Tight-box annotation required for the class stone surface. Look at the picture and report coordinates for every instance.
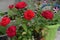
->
[55,31,60,40]
[0,0,15,12]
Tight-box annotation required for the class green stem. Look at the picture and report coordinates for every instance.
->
[10,38,13,40]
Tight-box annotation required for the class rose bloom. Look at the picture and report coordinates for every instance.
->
[0,16,10,26]
[15,1,27,9]
[9,5,14,9]
[41,10,54,20]
[6,26,16,37]
[24,10,35,20]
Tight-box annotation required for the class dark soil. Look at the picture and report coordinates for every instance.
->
[0,36,8,40]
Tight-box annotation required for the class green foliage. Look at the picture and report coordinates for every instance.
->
[11,36,17,40]
[0,26,7,34]
[22,24,27,32]
[27,0,35,10]
[0,0,60,40]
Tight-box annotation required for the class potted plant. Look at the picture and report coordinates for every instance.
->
[0,0,60,40]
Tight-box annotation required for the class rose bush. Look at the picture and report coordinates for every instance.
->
[0,1,60,40]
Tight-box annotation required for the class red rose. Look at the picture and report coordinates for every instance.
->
[6,26,16,37]
[9,5,14,9]
[0,16,10,26]
[24,10,35,20]
[15,2,27,9]
[41,10,54,20]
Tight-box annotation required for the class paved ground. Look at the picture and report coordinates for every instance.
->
[55,31,60,40]
[0,0,15,12]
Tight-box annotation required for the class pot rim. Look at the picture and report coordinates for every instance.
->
[0,34,7,37]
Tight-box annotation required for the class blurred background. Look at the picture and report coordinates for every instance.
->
[0,0,15,12]
[0,0,60,12]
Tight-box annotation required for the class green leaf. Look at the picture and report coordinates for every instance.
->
[18,36,22,40]
[22,37,27,40]
[27,30,32,35]
[11,36,17,40]
[0,11,4,16]
[8,10,14,17]
[0,26,7,34]
[22,24,27,32]
[35,26,40,32]
[15,18,21,26]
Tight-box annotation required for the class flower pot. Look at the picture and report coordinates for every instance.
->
[45,24,60,40]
